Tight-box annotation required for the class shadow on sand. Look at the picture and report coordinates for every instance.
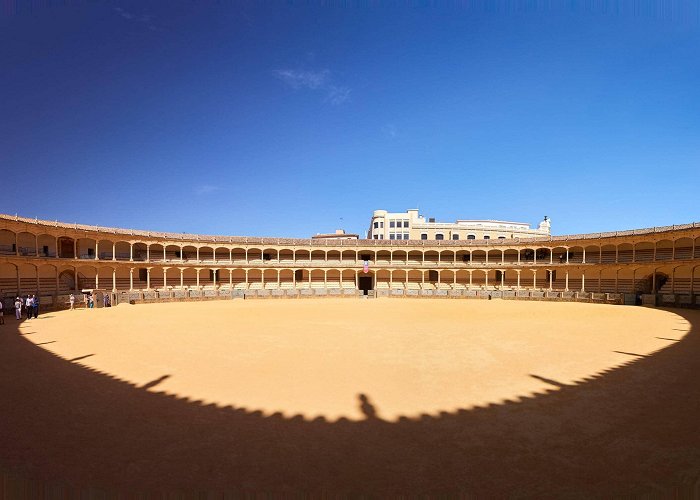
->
[1,310,700,496]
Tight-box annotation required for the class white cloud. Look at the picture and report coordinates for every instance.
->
[274,68,350,105]
[274,69,329,90]
[113,7,159,31]
[325,85,351,105]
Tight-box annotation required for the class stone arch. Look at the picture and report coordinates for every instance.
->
[673,237,693,260]
[37,234,57,258]
[617,243,633,263]
[634,241,654,263]
[199,246,215,262]
[600,244,616,263]
[149,243,165,262]
[17,232,37,256]
[655,239,673,261]
[0,229,16,255]
[214,246,230,262]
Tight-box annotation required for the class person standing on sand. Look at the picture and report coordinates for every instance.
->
[0,299,4,325]
[69,293,75,310]
[25,296,33,320]
[33,295,39,319]
[15,297,21,320]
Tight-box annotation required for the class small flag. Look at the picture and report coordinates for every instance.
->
[363,260,369,273]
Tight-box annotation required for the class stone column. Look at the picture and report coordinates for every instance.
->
[196,269,200,288]
[671,267,675,294]
[180,268,184,288]
[112,242,116,261]
[146,268,151,289]
[565,271,569,291]
[129,268,134,291]
[581,272,585,292]
[532,270,537,289]
[163,268,168,289]
[94,241,99,260]
[112,269,116,291]
[516,270,520,290]
[129,243,133,262]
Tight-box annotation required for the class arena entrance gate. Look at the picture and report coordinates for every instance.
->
[358,275,374,296]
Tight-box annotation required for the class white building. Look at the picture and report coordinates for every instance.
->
[367,209,551,241]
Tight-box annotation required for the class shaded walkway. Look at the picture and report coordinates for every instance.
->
[1,310,700,496]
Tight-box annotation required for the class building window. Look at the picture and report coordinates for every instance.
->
[495,270,504,282]
[467,235,475,240]
[421,233,428,240]
[403,233,409,240]
[373,235,379,239]
[498,236,506,239]
[483,235,490,240]
[452,234,459,240]
[374,222,379,229]
[389,233,395,240]
[403,221,409,228]
[379,234,383,239]
[389,221,395,228]
[380,222,384,228]
[435,234,444,240]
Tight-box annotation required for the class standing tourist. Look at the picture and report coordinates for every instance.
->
[33,295,40,319]
[25,295,33,320]
[14,297,22,320]
[69,293,75,310]
[0,299,4,325]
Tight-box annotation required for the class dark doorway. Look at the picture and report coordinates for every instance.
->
[59,238,74,259]
[358,276,373,295]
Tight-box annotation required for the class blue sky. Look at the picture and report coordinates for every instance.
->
[1,1,698,237]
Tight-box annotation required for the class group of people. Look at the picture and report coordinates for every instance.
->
[10,295,40,320]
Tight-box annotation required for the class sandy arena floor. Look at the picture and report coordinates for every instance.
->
[20,299,688,420]
[2,298,699,496]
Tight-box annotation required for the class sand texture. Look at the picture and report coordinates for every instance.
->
[1,299,699,496]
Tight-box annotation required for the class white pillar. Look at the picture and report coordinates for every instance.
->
[129,268,134,290]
